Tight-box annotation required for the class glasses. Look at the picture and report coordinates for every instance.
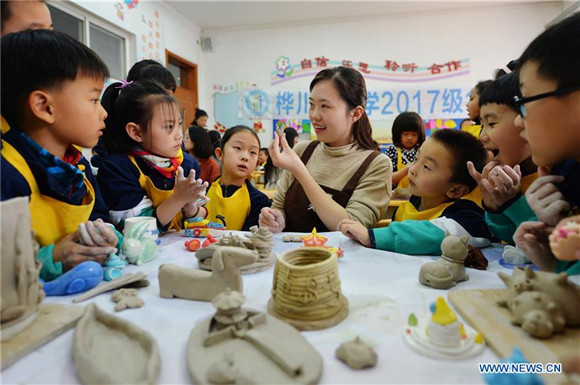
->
[514,85,580,118]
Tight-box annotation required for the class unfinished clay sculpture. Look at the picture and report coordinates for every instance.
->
[282,235,303,243]
[268,247,348,331]
[122,219,158,266]
[497,266,580,338]
[549,217,580,261]
[335,337,377,369]
[73,303,160,384]
[196,231,274,274]
[187,289,323,384]
[112,289,144,312]
[404,297,485,359]
[419,235,469,289]
[72,272,149,303]
[159,246,258,302]
[1,197,44,341]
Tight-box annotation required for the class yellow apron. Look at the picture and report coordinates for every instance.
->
[127,155,183,230]
[462,124,482,138]
[2,140,95,246]
[521,172,538,194]
[394,200,454,222]
[205,178,251,230]
[1,115,10,134]
[396,147,410,188]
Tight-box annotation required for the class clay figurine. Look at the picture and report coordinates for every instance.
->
[268,247,349,331]
[502,245,530,265]
[404,297,485,359]
[185,239,201,252]
[187,289,323,384]
[103,254,126,281]
[196,232,274,274]
[111,289,144,312]
[159,246,258,302]
[73,303,160,385]
[497,266,580,338]
[282,234,303,243]
[249,225,274,260]
[42,261,103,296]
[419,235,469,289]
[549,217,580,261]
[301,228,344,257]
[122,219,158,266]
[72,272,149,303]
[483,347,544,385]
[1,197,45,341]
[184,217,225,237]
[335,337,377,369]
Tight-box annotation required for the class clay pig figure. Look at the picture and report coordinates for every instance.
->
[497,266,580,338]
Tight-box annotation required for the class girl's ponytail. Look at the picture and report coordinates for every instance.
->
[100,82,123,154]
[352,111,379,151]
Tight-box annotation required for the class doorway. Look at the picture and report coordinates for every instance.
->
[166,50,198,132]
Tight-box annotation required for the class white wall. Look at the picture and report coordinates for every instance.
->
[69,1,203,85]
[201,2,562,143]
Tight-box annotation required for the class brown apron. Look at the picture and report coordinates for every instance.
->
[284,141,380,232]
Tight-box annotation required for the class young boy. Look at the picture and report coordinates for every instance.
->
[1,30,118,281]
[467,72,538,243]
[338,129,491,255]
[512,13,580,275]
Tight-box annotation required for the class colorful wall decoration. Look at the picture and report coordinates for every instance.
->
[139,9,162,61]
[272,55,469,85]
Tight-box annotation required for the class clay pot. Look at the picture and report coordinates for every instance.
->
[267,247,348,331]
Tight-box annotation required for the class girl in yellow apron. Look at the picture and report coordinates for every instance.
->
[97,79,208,232]
[386,112,425,189]
[463,80,493,139]
[200,126,271,231]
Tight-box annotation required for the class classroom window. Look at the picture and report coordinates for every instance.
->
[47,3,130,79]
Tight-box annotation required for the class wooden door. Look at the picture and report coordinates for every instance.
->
[166,50,198,132]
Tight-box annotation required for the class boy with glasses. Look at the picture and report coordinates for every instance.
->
[513,13,580,275]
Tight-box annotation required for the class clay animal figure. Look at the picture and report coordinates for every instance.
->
[122,220,158,266]
[419,235,469,289]
[159,246,258,302]
[497,266,580,338]
[112,289,144,312]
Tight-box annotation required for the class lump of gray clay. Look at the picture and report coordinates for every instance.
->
[335,337,377,369]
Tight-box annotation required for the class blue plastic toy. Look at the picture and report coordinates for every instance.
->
[41,261,103,296]
[483,347,545,385]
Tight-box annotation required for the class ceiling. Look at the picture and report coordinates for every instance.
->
[166,0,560,32]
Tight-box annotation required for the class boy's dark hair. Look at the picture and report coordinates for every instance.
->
[518,13,580,88]
[260,148,269,154]
[474,80,493,97]
[1,29,109,128]
[391,111,426,148]
[127,59,176,93]
[310,66,379,151]
[494,59,518,80]
[478,72,521,113]
[100,79,177,154]
[430,129,487,192]
[221,125,260,150]
[187,125,214,159]
[191,108,208,126]
[284,127,299,149]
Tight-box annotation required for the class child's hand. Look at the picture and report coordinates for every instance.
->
[525,174,569,226]
[53,231,117,272]
[483,164,522,207]
[174,167,209,206]
[467,160,499,209]
[258,207,285,233]
[337,219,370,247]
[268,131,302,173]
[182,195,209,218]
[78,218,118,248]
[513,221,557,271]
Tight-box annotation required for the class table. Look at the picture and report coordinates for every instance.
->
[1,232,557,384]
